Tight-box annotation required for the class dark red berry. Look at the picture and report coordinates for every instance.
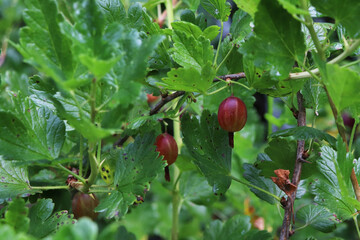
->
[155,133,178,181]
[72,192,99,220]
[218,96,247,148]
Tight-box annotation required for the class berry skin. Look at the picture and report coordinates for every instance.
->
[72,193,99,220]
[217,96,247,148]
[155,133,178,181]
[147,93,159,104]
[155,133,178,166]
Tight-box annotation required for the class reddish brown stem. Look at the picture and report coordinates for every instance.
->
[280,92,306,240]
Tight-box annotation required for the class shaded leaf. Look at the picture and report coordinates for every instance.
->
[28,198,76,238]
[296,204,336,233]
[311,0,360,38]
[243,163,283,204]
[5,198,29,233]
[182,110,232,194]
[0,159,37,203]
[53,218,97,240]
[0,95,65,161]
[270,126,337,148]
[323,64,360,112]
[96,132,164,218]
[200,0,231,22]
[240,0,305,79]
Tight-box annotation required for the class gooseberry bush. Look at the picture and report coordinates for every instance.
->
[0,0,360,239]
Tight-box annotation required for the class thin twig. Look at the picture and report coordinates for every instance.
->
[280,92,306,240]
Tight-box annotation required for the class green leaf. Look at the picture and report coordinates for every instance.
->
[179,171,216,205]
[296,204,336,233]
[243,163,282,204]
[233,0,260,18]
[270,126,337,148]
[97,0,126,23]
[96,132,164,218]
[171,21,203,39]
[0,96,65,160]
[161,62,216,93]
[311,0,360,38]
[204,215,270,239]
[5,198,30,233]
[171,31,214,72]
[183,0,201,11]
[28,198,76,238]
[256,138,316,179]
[98,223,136,240]
[182,110,232,194]
[277,0,310,15]
[302,78,327,114]
[200,0,231,22]
[311,145,357,220]
[240,0,305,79]
[0,159,38,203]
[203,25,221,41]
[53,218,97,240]
[0,224,36,240]
[14,0,74,85]
[323,64,360,112]
[229,10,252,44]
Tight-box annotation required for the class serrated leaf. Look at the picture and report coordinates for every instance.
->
[171,31,214,72]
[240,0,305,79]
[97,0,126,23]
[96,132,164,218]
[270,126,337,148]
[311,145,357,220]
[179,171,216,205]
[5,198,30,233]
[311,0,360,38]
[0,159,38,203]
[14,0,74,85]
[182,110,232,194]
[323,64,360,112]
[53,218,97,240]
[200,0,231,22]
[243,163,282,204]
[204,215,271,239]
[0,95,65,161]
[28,198,76,238]
[296,205,336,233]
[161,63,215,93]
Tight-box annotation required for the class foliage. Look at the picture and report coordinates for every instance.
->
[0,0,360,239]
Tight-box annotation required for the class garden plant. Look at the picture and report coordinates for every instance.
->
[0,0,360,239]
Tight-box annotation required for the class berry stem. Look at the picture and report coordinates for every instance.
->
[165,166,170,182]
[228,132,234,148]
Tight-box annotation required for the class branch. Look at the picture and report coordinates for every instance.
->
[324,86,360,201]
[280,92,306,240]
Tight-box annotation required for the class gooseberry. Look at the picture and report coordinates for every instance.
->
[155,133,178,181]
[72,192,99,220]
[217,96,247,148]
